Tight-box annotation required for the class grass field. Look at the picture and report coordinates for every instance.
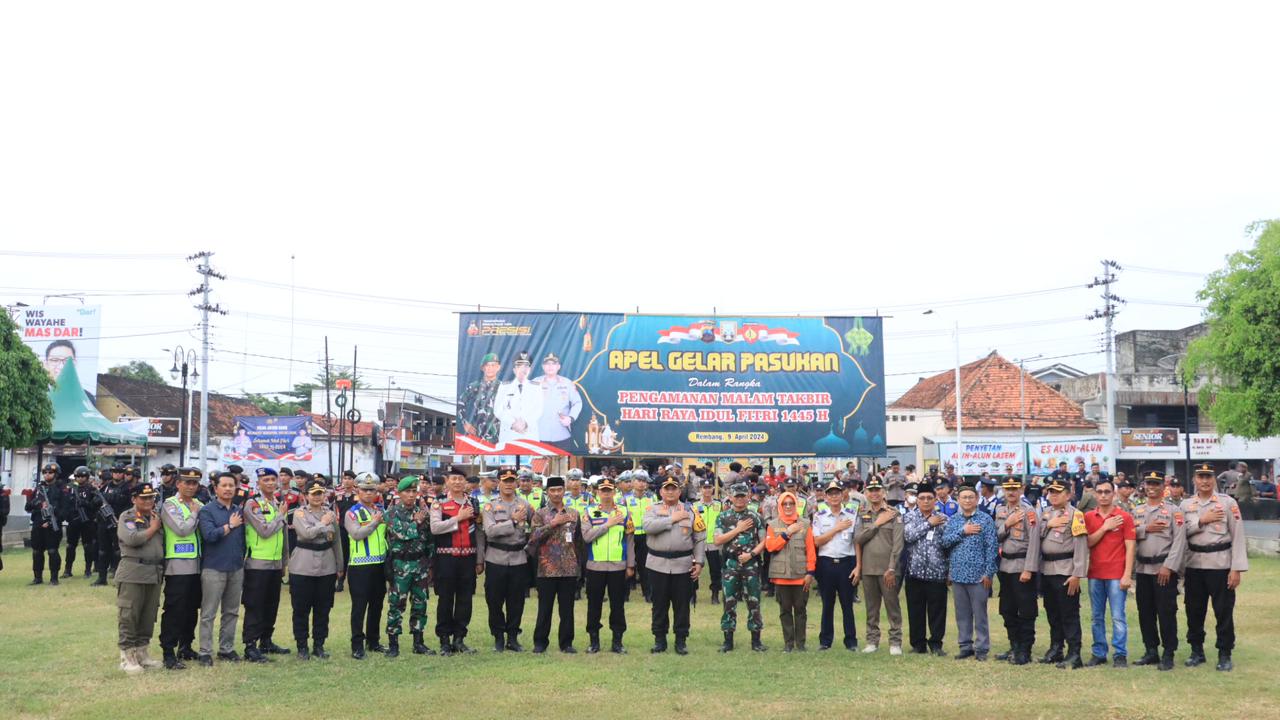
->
[2,554,1278,720]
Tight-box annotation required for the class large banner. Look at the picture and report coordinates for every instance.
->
[1028,438,1112,475]
[935,441,1026,475]
[15,304,103,394]
[225,416,315,461]
[456,313,885,457]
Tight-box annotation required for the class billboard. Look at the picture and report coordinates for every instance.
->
[1120,427,1179,449]
[15,304,103,394]
[1028,438,1112,475]
[225,416,315,461]
[456,313,885,457]
[935,441,1026,475]
[115,417,181,443]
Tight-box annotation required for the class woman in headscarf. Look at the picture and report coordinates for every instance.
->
[764,491,817,651]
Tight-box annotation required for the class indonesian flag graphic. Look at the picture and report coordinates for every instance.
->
[657,321,799,345]
[656,321,716,343]
[454,434,571,457]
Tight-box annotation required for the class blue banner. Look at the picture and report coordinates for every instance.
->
[227,416,315,462]
[456,313,885,457]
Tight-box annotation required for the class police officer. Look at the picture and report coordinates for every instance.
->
[481,469,533,652]
[115,484,165,674]
[25,462,70,585]
[429,465,483,655]
[94,463,133,586]
[1181,463,1249,671]
[289,479,343,660]
[158,468,204,669]
[580,476,634,654]
[713,483,766,652]
[693,480,724,604]
[1037,477,1089,669]
[626,470,656,601]
[345,474,388,659]
[532,351,582,453]
[1132,471,1188,670]
[157,463,179,501]
[62,465,99,579]
[385,476,435,658]
[242,467,290,662]
[642,477,705,654]
[994,477,1041,665]
[227,464,252,507]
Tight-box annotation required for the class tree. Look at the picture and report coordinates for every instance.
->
[107,360,166,384]
[0,308,54,448]
[281,367,367,405]
[243,392,304,416]
[1184,219,1280,439]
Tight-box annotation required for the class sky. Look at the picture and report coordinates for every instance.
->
[2,2,1277,409]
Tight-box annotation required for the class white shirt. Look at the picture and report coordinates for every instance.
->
[811,505,859,559]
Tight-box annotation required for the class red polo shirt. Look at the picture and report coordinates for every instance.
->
[1084,507,1135,580]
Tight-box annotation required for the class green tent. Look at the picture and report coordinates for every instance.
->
[40,358,148,444]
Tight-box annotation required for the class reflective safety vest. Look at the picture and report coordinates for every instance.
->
[628,495,654,535]
[245,498,284,561]
[520,488,544,509]
[696,501,721,543]
[163,497,201,559]
[585,508,627,563]
[348,505,387,566]
[565,493,594,515]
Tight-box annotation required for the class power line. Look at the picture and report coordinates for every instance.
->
[1120,264,1207,278]
[0,251,187,259]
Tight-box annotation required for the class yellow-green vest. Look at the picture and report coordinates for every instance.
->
[348,505,387,566]
[163,497,201,560]
[696,500,722,543]
[586,508,626,563]
[245,498,284,561]
[628,495,654,535]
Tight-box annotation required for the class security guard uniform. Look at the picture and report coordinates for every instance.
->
[115,485,165,673]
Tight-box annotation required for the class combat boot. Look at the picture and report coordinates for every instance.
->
[91,576,107,587]
[135,647,162,670]
[674,635,688,655]
[410,632,433,655]
[494,635,506,652]
[650,635,668,653]
[261,640,290,655]
[367,640,387,654]
[1158,654,1174,671]
[178,646,198,661]
[439,636,455,656]
[312,643,329,660]
[1011,645,1031,666]
[1215,652,1233,672]
[1057,647,1083,670]
[719,631,734,653]
[120,649,144,675]
[611,634,626,654]
[296,644,310,660]
[244,642,269,663]
[162,649,186,670]
[505,633,523,653]
[1185,646,1206,667]
[351,641,366,660]
[711,589,720,604]
[1039,645,1063,664]
[751,631,767,652]
[587,634,601,654]
[386,638,400,658]
[1132,648,1159,666]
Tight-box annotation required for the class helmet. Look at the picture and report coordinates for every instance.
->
[73,465,90,477]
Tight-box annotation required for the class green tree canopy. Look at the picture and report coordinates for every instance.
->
[1184,219,1280,438]
[0,308,54,448]
[107,360,166,384]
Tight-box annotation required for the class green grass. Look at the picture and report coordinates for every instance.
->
[2,554,1278,720]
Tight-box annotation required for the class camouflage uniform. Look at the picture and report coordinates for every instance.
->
[459,378,501,443]
[386,501,434,639]
[717,507,766,632]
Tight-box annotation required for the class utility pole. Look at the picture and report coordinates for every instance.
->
[188,251,227,474]
[1087,260,1124,473]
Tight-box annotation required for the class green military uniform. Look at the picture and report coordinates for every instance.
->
[385,484,434,649]
[717,497,766,636]
[459,365,501,443]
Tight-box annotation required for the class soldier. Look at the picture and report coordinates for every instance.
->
[242,468,290,662]
[64,465,99,579]
[713,483,766,652]
[494,351,543,445]
[481,469,533,651]
[115,484,165,674]
[289,479,343,660]
[765,490,817,652]
[1181,463,1249,672]
[158,468,204,669]
[459,352,503,443]
[532,352,583,453]
[994,478,1041,665]
[580,477,634,654]
[345,474,388,659]
[385,476,435,658]
[693,480,724,604]
[1132,471,1188,671]
[853,478,904,655]
[25,462,70,585]
[643,477,705,654]
[1037,477,1089,669]
[429,465,483,655]
[1115,477,1138,512]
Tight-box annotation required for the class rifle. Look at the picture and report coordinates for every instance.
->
[33,485,56,528]
[73,485,91,524]
[95,488,118,529]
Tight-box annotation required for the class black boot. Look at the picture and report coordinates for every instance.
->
[1216,652,1233,672]
[611,634,626,654]
[413,632,435,655]
[1185,646,1206,667]
[494,636,506,652]
[455,638,476,654]
[587,634,601,654]
[312,643,329,660]
[351,641,366,660]
[439,637,455,656]
[178,646,198,661]
[162,649,186,670]
[1159,654,1174,671]
[245,642,269,663]
[261,640,290,655]
[1057,648,1083,670]
[650,635,667,653]
[297,643,310,660]
[1039,645,1064,664]
[386,638,399,658]
[91,575,107,586]
[995,649,1013,662]
[751,631,767,652]
[1011,644,1031,666]
[1132,648,1159,666]
[674,635,688,655]
[367,639,387,654]
[719,631,734,653]
[711,590,720,604]
[505,633,523,653]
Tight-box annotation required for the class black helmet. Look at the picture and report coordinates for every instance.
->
[159,463,177,473]
[41,463,59,474]
[73,465,90,477]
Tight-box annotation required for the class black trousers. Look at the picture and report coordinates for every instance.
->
[632,536,649,596]
[348,564,386,646]
[434,554,477,640]
[1135,571,1179,655]
[695,550,722,599]
[998,571,1038,650]
[1185,567,1235,652]
[29,526,62,580]
[1041,574,1082,652]
[290,573,336,645]
[648,569,692,638]
[905,576,948,652]
[817,556,858,648]
[242,568,283,645]
[484,562,528,638]
[96,523,119,579]
[159,573,202,651]
[64,520,95,574]
[586,569,628,638]
[534,576,577,649]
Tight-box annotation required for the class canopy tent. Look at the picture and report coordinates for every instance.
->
[40,358,148,444]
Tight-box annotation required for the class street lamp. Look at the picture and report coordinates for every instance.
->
[169,346,198,465]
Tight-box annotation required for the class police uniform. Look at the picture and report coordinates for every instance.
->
[693,483,724,603]
[994,478,1041,665]
[1037,479,1089,668]
[344,476,388,658]
[1131,472,1188,670]
[482,470,534,651]
[853,479,904,652]
[715,484,766,651]
[642,478,706,654]
[158,468,204,668]
[115,485,165,673]
[532,352,583,452]
[385,476,435,657]
[288,481,343,659]
[95,467,134,585]
[64,467,99,578]
[242,468,290,661]
[1181,464,1249,671]
[26,464,71,585]
[624,475,656,600]
[580,478,634,654]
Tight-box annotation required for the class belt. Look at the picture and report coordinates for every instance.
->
[127,557,164,566]
[1002,551,1026,560]
[1137,553,1169,565]
[648,548,693,560]
[295,541,332,552]
[437,547,477,557]
[487,540,527,552]
[1041,551,1074,562]
[1189,541,1231,554]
